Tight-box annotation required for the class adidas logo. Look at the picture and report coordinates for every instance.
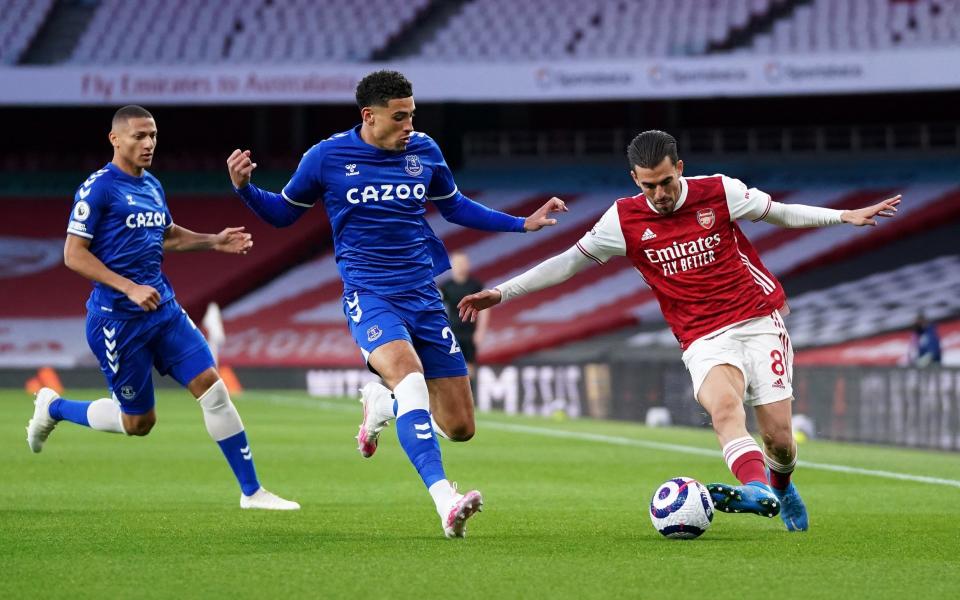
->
[641,228,657,241]
[772,378,786,390]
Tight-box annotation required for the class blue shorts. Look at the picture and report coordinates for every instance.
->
[343,283,468,380]
[86,299,215,415]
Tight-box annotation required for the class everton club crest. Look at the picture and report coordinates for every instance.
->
[696,208,716,229]
[404,154,423,176]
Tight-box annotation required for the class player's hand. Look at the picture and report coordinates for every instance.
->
[524,196,568,231]
[213,226,253,255]
[458,289,502,323]
[227,149,257,189]
[841,194,901,226]
[125,283,161,311]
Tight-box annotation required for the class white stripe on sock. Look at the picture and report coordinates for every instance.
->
[722,436,762,468]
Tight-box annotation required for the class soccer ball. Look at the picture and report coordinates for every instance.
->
[649,477,714,539]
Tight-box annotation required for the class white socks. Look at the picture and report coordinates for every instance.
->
[87,397,125,433]
[394,373,430,417]
[428,480,457,516]
[376,376,451,439]
[764,444,798,474]
[197,379,244,441]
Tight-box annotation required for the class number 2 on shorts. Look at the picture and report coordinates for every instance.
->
[441,326,462,355]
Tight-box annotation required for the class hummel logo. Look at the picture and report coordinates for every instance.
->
[240,445,253,461]
[641,228,657,241]
[415,422,433,439]
[126,194,135,205]
[772,378,786,390]
[345,163,359,176]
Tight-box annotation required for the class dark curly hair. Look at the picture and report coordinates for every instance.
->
[627,130,678,169]
[355,70,413,109]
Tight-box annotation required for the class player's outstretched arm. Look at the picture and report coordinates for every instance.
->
[840,194,901,226]
[227,149,307,228]
[64,235,161,311]
[760,194,901,228]
[434,194,568,233]
[457,244,595,323]
[164,224,253,254]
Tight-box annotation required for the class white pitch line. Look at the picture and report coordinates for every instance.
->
[247,393,960,489]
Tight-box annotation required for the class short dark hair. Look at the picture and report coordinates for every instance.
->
[355,70,413,109]
[112,105,153,128]
[627,130,678,169]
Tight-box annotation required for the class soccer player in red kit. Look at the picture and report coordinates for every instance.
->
[458,130,901,532]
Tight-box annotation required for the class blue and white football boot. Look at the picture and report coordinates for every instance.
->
[772,482,808,531]
[707,481,781,518]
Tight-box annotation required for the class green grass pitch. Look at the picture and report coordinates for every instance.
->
[2,388,958,599]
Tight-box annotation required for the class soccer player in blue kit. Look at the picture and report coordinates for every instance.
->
[227,71,565,537]
[25,105,299,510]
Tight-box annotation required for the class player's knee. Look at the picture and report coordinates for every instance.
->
[188,368,221,397]
[124,414,156,436]
[447,420,475,442]
[762,425,794,455]
[709,395,745,426]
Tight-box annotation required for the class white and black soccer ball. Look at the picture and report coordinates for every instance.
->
[649,477,714,539]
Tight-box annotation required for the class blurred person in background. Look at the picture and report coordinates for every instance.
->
[909,312,942,367]
[440,251,489,379]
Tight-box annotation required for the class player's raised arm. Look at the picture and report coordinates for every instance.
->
[227,148,314,228]
[164,224,253,254]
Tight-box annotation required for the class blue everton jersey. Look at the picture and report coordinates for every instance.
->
[66,163,175,318]
[281,125,457,294]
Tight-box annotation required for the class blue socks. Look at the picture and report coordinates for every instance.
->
[216,430,260,496]
[397,409,446,488]
[48,398,91,427]
[394,373,446,489]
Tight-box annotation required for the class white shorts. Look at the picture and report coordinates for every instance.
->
[681,311,794,407]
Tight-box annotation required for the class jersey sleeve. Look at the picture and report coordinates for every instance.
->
[424,136,458,201]
[722,175,773,222]
[576,203,626,264]
[66,178,110,240]
[280,143,325,208]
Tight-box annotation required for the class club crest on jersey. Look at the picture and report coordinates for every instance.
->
[696,208,716,229]
[367,325,383,342]
[120,386,136,400]
[404,154,423,176]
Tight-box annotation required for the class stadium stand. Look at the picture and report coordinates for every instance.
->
[418,0,781,61]
[0,0,53,64]
[9,0,958,65]
[68,0,430,65]
[747,0,960,55]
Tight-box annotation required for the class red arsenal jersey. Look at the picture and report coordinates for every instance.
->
[576,175,786,349]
